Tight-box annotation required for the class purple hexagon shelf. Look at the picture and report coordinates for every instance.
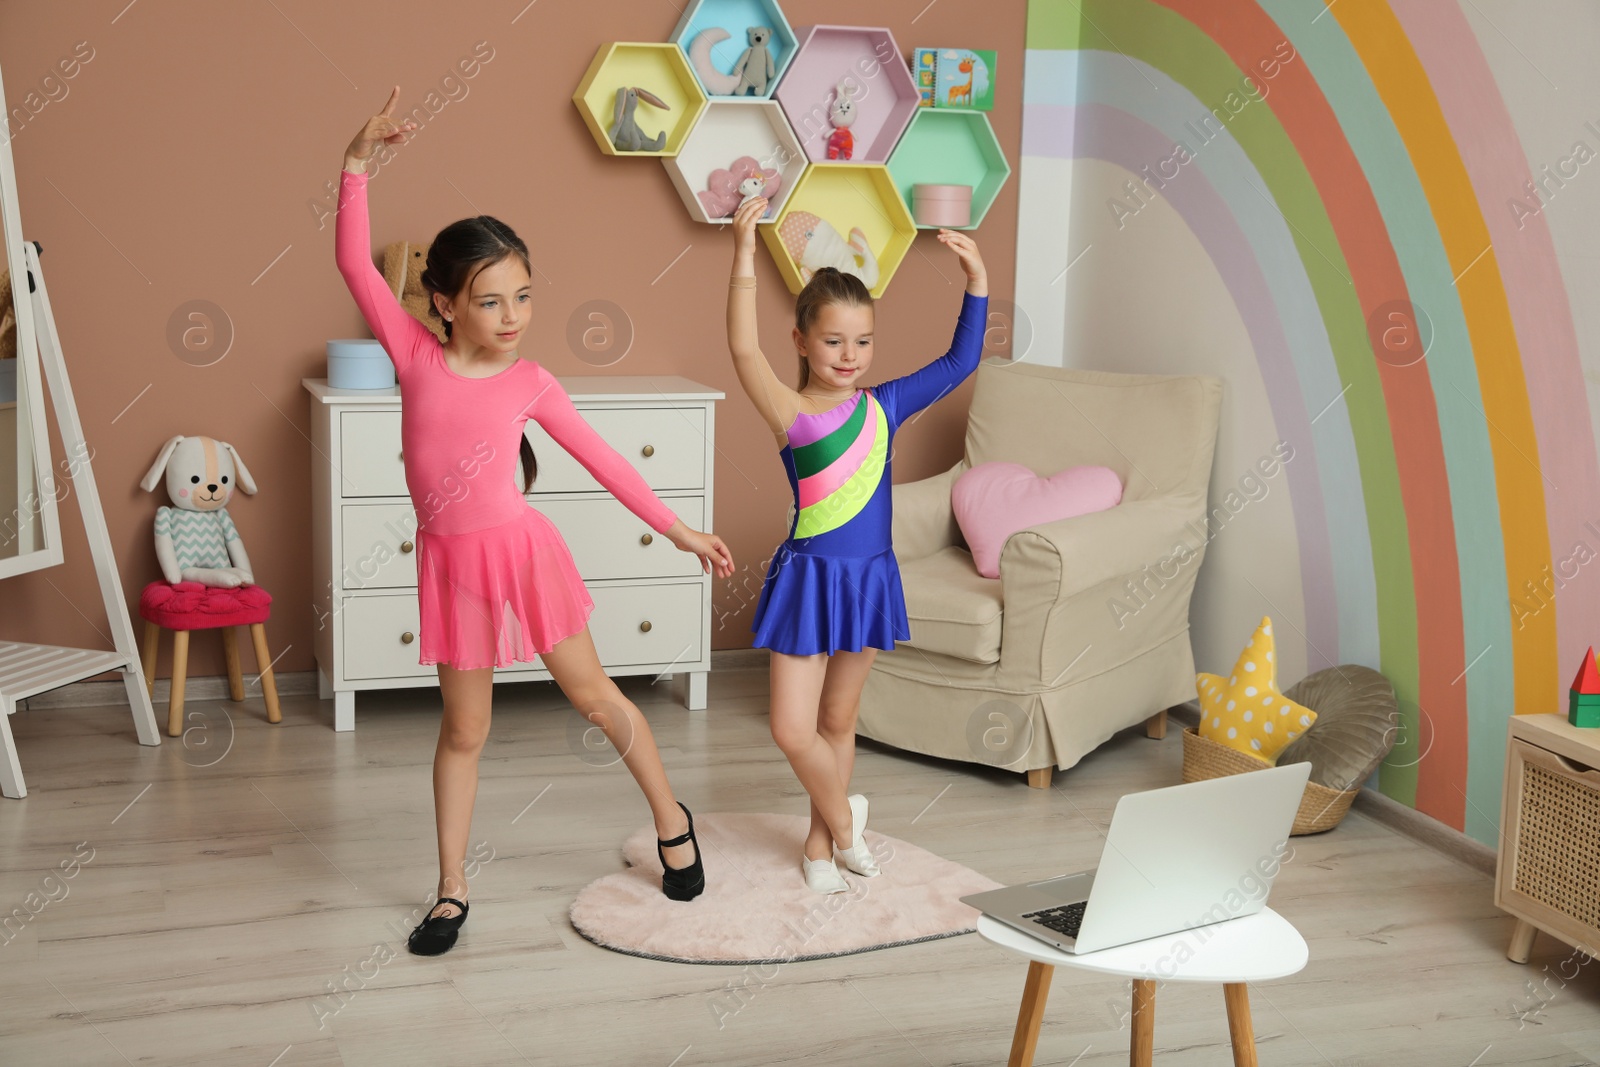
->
[774,25,920,165]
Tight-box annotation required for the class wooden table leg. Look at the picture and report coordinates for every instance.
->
[1223,983,1257,1067]
[1008,961,1054,1067]
[168,630,189,738]
[1131,979,1156,1066]
[221,627,245,702]
[249,623,282,724]
[140,622,160,699]
[1507,918,1538,963]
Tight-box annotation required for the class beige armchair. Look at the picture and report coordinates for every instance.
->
[858,361,1222,787]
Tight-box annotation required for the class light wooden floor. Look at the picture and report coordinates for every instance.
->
[1,666,1597,1066]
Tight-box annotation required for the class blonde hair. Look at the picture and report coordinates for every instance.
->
[793,267,873,389]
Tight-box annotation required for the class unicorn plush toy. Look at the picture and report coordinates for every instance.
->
[139,435,258,588]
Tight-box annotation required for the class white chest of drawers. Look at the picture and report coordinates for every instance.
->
[303,375,722,731]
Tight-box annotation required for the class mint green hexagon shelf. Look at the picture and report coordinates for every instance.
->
[886,108,1010,230]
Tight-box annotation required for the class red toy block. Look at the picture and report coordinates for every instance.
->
[1571,646,1600,695]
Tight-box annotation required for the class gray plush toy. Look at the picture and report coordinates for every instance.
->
[608,86,670,152]
[731,27,776,97]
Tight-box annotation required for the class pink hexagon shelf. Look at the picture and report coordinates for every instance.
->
[774,25,920,165]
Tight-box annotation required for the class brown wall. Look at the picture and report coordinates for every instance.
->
[0,1,1023,679]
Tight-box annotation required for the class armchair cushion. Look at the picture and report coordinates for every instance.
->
[953,461,1123,578]
[891,462,967,563]
[900,546,1003,664]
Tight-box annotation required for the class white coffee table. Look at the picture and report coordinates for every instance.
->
[979,906,1308,1066]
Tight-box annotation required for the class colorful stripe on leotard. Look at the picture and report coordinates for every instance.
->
[790,392,888,539]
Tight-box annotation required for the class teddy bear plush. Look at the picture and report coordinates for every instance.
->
[731,27,776,97]
[139,435,258,588]
[381,239,447,343]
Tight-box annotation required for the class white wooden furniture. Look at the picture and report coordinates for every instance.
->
[0,241,161,797]
[979,908,1308,1066]
[304,375,723,731]
[1496,712,1600,963]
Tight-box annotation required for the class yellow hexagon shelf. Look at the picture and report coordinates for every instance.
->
[573,43,708,157]
[760,163,915,299]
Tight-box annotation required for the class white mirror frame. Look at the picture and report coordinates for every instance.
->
[0,60,63,580]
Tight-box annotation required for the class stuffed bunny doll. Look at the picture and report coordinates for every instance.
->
[139,435,257,588]
[826,78,860,161]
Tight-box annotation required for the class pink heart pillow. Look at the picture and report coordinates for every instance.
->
[951,462,1124,578]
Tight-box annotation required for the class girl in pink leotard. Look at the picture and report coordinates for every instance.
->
[337,89,733,955]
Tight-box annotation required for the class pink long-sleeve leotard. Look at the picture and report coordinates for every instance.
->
[334,167,676,667]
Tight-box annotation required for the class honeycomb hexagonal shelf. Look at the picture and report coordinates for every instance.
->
[573,43,707,157]
[775,26,921,165]
[664,100,808,224]
[887,108,1011,229]
[760,163,916,299]
[672,0,798,101]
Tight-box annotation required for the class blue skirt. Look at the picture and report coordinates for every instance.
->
[750,543,909,656]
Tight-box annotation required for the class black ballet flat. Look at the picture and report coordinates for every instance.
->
[408,896,469,956]
[658,801,705,902]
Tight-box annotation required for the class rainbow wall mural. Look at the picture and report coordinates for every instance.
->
[1020,0,1600,844]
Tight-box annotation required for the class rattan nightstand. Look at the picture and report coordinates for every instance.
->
[1496,713,1600,962]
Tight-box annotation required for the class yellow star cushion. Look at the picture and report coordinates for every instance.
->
[1196,615,1316,764]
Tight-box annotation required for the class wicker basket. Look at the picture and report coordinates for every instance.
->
[1180,727,1358,834]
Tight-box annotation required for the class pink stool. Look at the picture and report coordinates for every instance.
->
[137,581,282,737]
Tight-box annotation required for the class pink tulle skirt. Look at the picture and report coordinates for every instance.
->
[415,506,595,670]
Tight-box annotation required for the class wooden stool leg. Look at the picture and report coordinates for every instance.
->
[221,627,245,702]
[1131,979,1156,1067]
[1223,983,1258,1067]
[249,623,282,724]
[1027,767,1053,789]
[1508,918,1538,963]
[168,630,190,738]
[1007,961,1054,1067]
[140,622,160,699]
[1145,709,1168,739]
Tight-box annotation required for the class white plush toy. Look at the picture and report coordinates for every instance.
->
[776,210,881,290]
[139,435,257,588]
[737,174,768,213]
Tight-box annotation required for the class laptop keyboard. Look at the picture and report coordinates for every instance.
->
[1022,900,1087,939]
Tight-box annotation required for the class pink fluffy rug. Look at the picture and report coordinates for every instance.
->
[569,811,1004,964]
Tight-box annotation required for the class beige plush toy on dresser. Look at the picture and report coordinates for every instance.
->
[380,239,446,341]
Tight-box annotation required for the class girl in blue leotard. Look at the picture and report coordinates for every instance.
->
[725,194,989,893]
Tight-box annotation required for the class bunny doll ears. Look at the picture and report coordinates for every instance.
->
[139,435,257,495]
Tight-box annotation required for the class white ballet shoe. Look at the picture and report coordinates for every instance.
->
[802,854,849,894]
[835,793,880,877]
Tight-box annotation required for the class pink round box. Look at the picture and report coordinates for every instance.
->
[912,183,973,228]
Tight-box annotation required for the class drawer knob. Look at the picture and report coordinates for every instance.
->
[640,533,653,546]
[639,620,652,633]
[400,631,415,645]
[400,540,414,553]
[641,444,655,458]
[398,451,404,462]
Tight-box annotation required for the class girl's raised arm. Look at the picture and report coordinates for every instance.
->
[334,87,436,374]
[873,230,989,426]
[727,196,802,438]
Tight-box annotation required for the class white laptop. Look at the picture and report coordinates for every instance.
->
[961,762,1310,954]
